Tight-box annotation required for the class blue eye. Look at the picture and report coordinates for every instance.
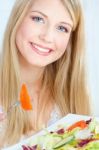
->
[31,16,44,23]
[57,26,69,33]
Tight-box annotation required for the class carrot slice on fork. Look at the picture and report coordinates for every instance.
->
[20,84,33,110]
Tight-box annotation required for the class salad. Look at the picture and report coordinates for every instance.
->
[22,118,99,150]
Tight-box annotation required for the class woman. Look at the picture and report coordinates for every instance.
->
[0,0,91,147]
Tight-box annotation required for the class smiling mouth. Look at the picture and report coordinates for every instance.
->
[30,42,53,56]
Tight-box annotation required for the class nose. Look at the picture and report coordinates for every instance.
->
[39,26,54,43]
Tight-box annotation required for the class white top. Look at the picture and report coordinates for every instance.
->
[20,105,61,141]
[0,105,62,145]
[47,105,61,126]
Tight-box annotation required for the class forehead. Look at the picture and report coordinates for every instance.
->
[30,0,73,26]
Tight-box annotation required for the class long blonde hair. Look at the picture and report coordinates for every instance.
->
[0,0,91,146]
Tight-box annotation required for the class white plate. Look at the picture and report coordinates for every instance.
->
[2,113,99,150]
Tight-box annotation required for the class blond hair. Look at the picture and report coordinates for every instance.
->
[0,0,91,146]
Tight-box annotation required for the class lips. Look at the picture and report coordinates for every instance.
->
[30,42,53,56]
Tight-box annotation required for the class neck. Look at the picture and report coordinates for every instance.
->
[21,66,44,86]
[20,66,44,105]
[19,56,45,93]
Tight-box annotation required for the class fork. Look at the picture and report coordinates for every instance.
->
[0,101,20,119]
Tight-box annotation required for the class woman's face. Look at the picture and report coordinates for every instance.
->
[15,0,73,67]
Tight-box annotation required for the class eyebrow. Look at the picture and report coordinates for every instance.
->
[31,10,73,28]
[60,22,73,28]
[31,10,48,18]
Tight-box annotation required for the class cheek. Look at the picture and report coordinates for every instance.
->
[15,25,29,55]
[16,19,35,42]
[57,36,70,55]
[16,27,27,46]
[16,24,42,43]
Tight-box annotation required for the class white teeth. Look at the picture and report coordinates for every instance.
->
[33,44,50,53]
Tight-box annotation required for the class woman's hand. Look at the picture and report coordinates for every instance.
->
[0,112,5,121]
[0,106,6,148]
[0,106,5,121]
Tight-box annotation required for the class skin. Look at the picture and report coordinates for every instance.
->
[0,113,5,121]
[15,0,73,94]
[0,107,5,121]
[16,0,73,68]
[0,0,73,130]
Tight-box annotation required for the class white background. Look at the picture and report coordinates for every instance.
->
[0,1,99,116]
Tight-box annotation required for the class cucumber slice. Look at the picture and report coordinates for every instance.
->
[53,135,74,149]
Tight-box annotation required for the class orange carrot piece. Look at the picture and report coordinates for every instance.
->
[67,120,87,131]
[20,84,33,110]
